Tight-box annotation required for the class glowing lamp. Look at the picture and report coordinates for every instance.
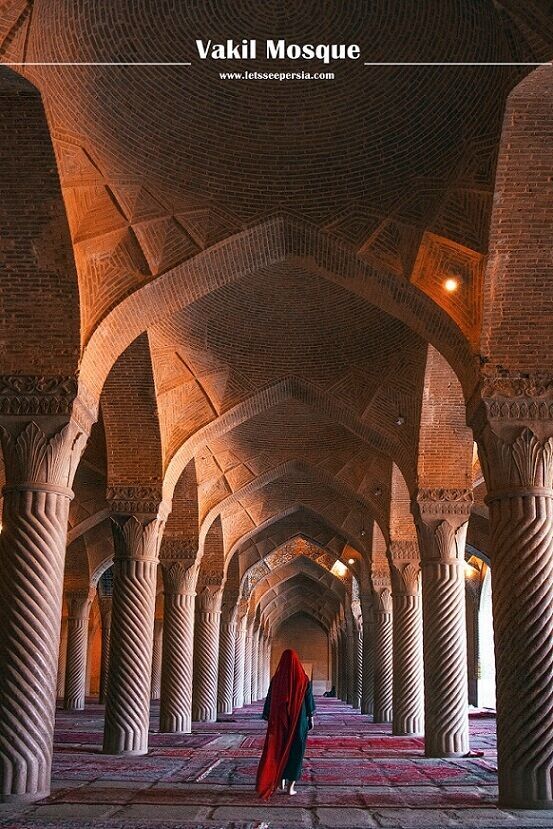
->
[444,277,459,293]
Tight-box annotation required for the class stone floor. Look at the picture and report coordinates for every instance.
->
[0,698,551,829]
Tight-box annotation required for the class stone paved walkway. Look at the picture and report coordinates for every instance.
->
[0,698,551,829]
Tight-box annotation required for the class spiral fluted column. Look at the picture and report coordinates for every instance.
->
[259,635,267,696]
[390,546,424,736]
[251,626,259,702]
[218,612,237,715]
[150,619,163,700]
[64,590,94,711]
[372,582,393,723]
[233,610,247,708]
[360,597,375,715]
[98,596,112,704]
[0,414,88,803]
[192,585,222,722]
[353,621,363,709]
[415,489,471,757]
[243,623,254,705]
[103,514,164,755]
[159,560,196,733]
[337,627,346,700]
[475,420,553,808]
[57,618,68,700]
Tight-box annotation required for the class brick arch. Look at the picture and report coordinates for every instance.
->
[273,610,330,638]
[238,536,364,604]
[417,344,473,490]
[252,555,348,609]
[198,459,387,557]
[196,515,224,590]
[390,462,418,543]
[259,571,344,631]
[101,333,163,499]
[163,458,199,548]
[77,216,476,416]
[162,376,414,501]
[0,67,80,378]
[481,63,553,375]
[225,503,369,571]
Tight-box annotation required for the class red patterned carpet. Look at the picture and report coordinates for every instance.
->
[0,698,550,829]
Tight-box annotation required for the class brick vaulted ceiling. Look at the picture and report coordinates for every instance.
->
[1,1,552,587]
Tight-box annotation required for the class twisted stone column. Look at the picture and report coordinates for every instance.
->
[415,489,471,757]
[251,626,259,702]
[233,610,247,708]
[57,617,68,700]
[390,545,424,735]
[0,413,88,802]
[159,560,196,733]
[475,417,553,808]
[346,616,355,706]
[354,622,363,709]
[258,633,267,699]
[150,619,163,700]
[259,634,266,696]
[360,601,375,715]
[372,580,393,723]
[103,513,164,755]
[337,627,346,700]
[98,596,112,704]
[243,622,254,705]
[64,590,94,711]
[218,611,237,715]
[192,585,222,722]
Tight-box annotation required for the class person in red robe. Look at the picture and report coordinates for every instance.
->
[255,648,316,799]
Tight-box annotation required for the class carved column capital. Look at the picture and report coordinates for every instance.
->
[0,418,87,496]
[161,559,197,597]
[66,589,95,620]
[389,560,421,596]
[111,515,165,563]
[479,426,553,501]
[99,595,113,620]
[468,371,553,438]
[195,583,223,614]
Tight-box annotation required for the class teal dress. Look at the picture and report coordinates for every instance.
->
[262,680,316,781]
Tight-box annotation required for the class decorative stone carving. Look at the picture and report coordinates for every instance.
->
[107,485,164,516]
[0,418,87,802]
[159,560,197,733]
[160,537,198,561]
[0,375,78,415]
[64,590,95,711]
[416,488,473,518]
[103,516,164,755]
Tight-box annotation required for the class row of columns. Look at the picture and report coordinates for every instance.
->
[332,510,470,763]
[0,403,551,808]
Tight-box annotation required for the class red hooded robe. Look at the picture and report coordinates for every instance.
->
[255,649,309,800]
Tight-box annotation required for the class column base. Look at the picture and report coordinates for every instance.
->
[102,748,148,757]
[0,790,50,804]
[425,749,469,758]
